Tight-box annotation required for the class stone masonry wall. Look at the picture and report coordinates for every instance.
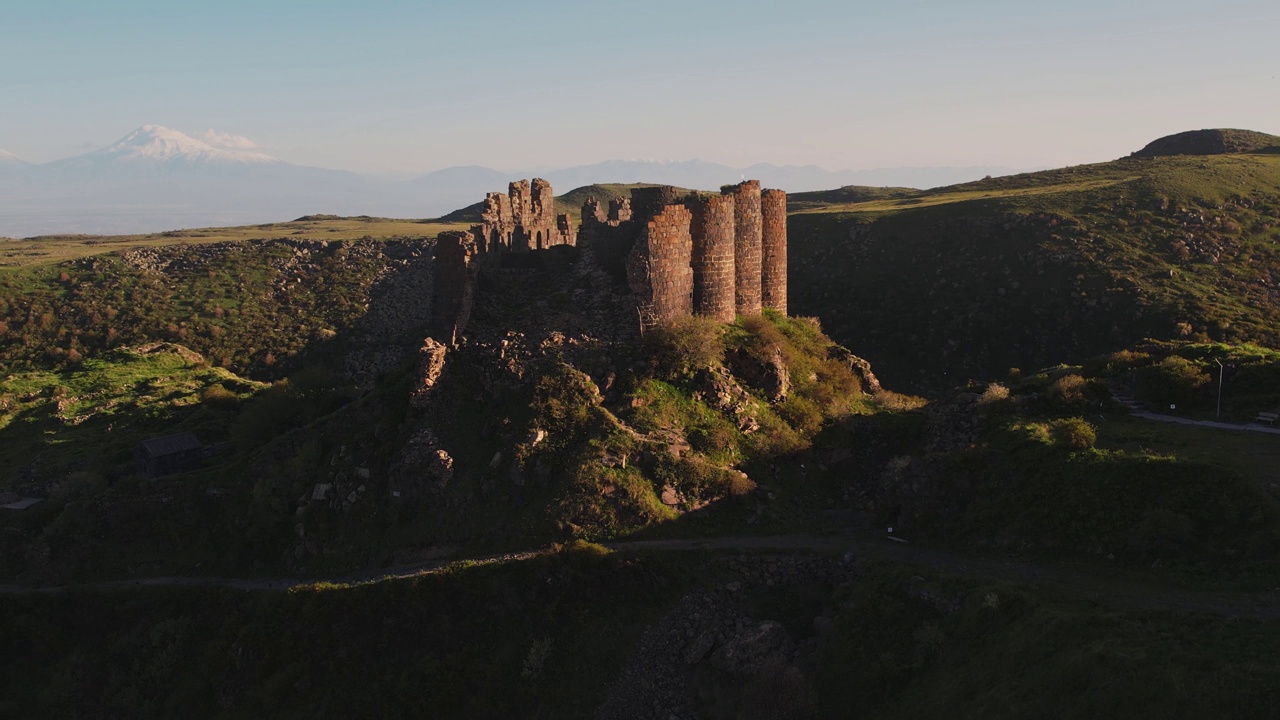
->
[431,230,477,346]
[531,178,556,227]
[479,192,515,252]
[688,194,737,323]
[761,188,788,315]
[724,180,763,316]
[628,205,694,330]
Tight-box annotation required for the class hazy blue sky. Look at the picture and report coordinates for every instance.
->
[2,0,1277,173]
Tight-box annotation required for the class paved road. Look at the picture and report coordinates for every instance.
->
[1132,410,1280,435]
[4,533,1280,619]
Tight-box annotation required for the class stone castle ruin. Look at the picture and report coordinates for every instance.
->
[431,178,787,345]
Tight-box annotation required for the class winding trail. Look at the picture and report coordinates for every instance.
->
[3,533,1280,620]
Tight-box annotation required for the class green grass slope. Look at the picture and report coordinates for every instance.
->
[788,149,1280,391]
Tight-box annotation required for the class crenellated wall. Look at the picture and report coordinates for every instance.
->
[688,194,737,323]
[761,188,788,314]
[724,180,763,316]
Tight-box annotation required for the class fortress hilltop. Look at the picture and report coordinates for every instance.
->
[432,179,787,345]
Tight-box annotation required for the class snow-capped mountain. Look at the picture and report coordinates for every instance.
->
[0,147,30,175]
[0,149,31,168]
[34,125,281,181]
[1,125,413,236]
[80,124,279,165]
[0,124,1028,237]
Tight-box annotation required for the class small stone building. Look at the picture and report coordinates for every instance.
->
[135,432,204,478]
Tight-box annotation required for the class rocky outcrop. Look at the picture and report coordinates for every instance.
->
[388,428,454,499]
[409,338,448,409]
[827,344,881,394]
[728,346,791,403]
[693,366,761,433]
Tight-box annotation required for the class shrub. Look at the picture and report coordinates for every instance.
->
[200,384,239,409]
[1047,417,1097,450]
[871,391,928,412]
[644,315,725,380]
[1136,356,1210,407]
[778,395,824,436]
[531,364,601,436]
[1047,374,1096,409]
[978,383,1010,405]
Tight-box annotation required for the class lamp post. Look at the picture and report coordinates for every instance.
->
[1215,358,1224,420]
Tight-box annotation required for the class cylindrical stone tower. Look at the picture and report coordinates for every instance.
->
[724,180,762,316]
[761,188,788,315]
[688,194,736,323]
[627,205,694,330]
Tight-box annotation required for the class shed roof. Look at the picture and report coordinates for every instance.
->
[138,432,203,457]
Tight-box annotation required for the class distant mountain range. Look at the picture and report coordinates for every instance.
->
[0,126,1025,237]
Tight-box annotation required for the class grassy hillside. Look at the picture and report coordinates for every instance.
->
[0,237,439,378]
[3,547,1279,719]
[788,150,1280,391]
[0,216,465,268]
[1131,128,1280,158]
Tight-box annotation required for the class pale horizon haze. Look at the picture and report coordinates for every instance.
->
[2,0,1278,175]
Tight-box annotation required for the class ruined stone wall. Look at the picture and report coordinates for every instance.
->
[509,180,532,226]
[473,178,575,253]
[628,205,693,330]
[431,230,477,346]
[583,197,606,224]
[761,188,788,315]
[631,186,685,223]
[724,180,763,316]
[476,192,515,253]
[608,198,632,223]
[557,214,574,238]
[688,194,737,323]
[532,178,556,227]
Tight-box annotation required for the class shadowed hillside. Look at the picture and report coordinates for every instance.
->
[1131,129,1280,158]
[788,141,1280,391]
